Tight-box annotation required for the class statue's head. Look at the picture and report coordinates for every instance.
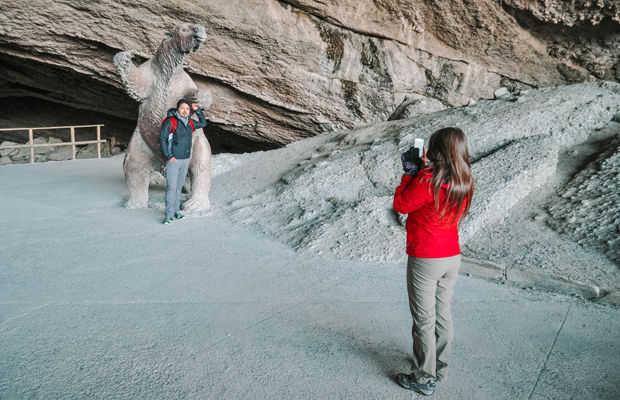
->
[164,23,207,54]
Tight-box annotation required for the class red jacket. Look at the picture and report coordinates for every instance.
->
[393,169,464,258]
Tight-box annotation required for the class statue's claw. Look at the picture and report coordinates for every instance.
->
[124,197,148,209]
[113,51,134,70]
[182,196,211,212]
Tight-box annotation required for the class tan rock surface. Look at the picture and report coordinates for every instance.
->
[0,0,618,151]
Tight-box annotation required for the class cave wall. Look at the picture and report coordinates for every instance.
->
[0,0,618,152]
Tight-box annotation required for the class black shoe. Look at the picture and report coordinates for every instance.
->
[174,212,185,220]
[396,373,436,396]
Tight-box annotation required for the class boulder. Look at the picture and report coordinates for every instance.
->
[0,140,30,158]
[76,143,99,159]
[0,141,20,157]
[46,146,73,161]
[388,96,447,121]
[32,137,48,155]
[100,142,111,158]
[9,155,29,163]
[148,171,166,186]
[493,87,511,100]
[110,146,122,156]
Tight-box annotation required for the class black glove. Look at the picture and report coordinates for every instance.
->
[401,146,422,175]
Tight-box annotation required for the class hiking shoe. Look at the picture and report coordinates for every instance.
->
[174,212,185,220]
[163,216,173,225]
[396,373,436,396]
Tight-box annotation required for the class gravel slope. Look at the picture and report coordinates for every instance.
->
[207,82,620,297]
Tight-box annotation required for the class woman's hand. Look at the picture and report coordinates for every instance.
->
[168,157,177,162]
[402,147,420,175]
[420,146,428,167]
[401,146,428,175]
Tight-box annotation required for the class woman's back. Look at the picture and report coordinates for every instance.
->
[393,169,464,258]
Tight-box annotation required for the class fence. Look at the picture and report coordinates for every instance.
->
[0,125,105,164]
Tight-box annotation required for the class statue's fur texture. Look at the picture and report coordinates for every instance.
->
[113,23,213,211]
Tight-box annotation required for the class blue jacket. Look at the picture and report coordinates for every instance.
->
[159,107,207,161]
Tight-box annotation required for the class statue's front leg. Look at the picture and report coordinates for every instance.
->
[113,51,153,102]
[183,133,212,212]
[123,132,153,209]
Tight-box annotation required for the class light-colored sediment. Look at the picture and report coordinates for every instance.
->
[214,82,620,302]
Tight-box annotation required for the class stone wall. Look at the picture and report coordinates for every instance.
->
[0,137,123,165]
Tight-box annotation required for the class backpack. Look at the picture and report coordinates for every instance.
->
[164,116,195,135]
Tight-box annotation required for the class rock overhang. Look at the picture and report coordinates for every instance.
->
[0,0,619,152]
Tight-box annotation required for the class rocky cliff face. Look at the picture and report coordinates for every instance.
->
[0,0,618,152]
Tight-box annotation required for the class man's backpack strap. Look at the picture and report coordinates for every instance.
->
[162,117,178,134]
[170,117,177,133]
[162,117,192,133]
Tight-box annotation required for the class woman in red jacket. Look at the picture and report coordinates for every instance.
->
[393,127,474,396]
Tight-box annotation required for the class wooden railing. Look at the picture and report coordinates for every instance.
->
[0,125,105,164]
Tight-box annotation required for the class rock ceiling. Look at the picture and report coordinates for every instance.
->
[0,0,618,151]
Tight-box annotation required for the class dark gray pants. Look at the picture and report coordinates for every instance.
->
[165,158,190,218]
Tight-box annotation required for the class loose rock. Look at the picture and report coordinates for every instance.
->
[388,96,447,121]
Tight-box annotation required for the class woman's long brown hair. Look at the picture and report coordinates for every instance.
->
[425,127,474,225]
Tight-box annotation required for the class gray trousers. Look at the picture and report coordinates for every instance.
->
[165,158,190,218]
[407,254,461,383]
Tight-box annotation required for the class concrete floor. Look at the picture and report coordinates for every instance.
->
[1,157,619,399]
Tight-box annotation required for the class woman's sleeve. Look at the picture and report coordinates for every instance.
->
[393,174,432,214]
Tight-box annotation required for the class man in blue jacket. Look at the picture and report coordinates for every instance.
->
[159,98,207,225]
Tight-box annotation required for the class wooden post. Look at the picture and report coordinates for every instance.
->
[29,129,34,164]
[70,126,76,160]
[96,125,101,158]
